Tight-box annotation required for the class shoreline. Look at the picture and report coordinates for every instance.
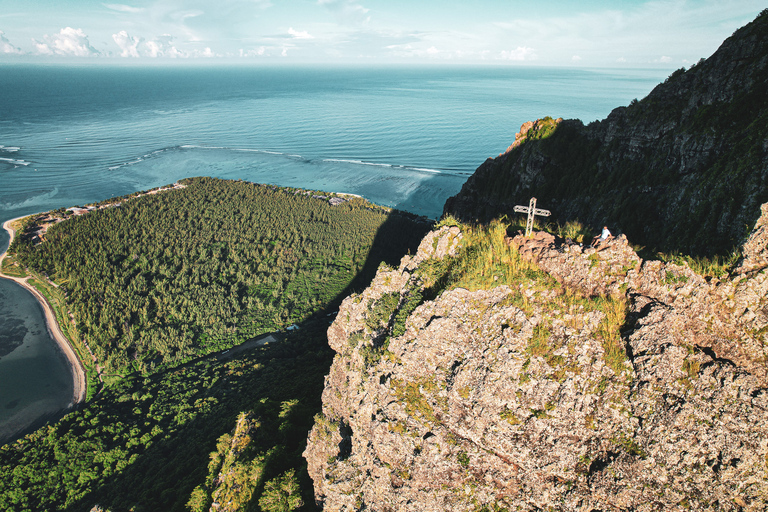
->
[0,216,87,412]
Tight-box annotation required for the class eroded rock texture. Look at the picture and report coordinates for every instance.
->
[305,220,768,511]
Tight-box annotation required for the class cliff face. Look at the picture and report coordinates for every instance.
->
[443,10,768,257]
[304,207,768,510]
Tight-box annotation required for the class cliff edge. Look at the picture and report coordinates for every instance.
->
[443,10,768,257]
[304,208,768,511]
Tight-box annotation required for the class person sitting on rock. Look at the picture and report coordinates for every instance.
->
[591,226,613,247]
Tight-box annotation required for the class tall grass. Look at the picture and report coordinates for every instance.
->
[555,220,592,244]
[422,218,630,375]
[420,219,543,294]
[594,295,629,375]
[656,250,740,279]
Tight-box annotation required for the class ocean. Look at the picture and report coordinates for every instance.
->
[0,64,669,442]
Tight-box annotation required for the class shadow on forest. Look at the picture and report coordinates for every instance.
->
[60,208,432,512]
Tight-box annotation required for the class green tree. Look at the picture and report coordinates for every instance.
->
[258,469,304,512]
[186,486,210,512]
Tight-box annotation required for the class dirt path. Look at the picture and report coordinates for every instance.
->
[0,217,87,408]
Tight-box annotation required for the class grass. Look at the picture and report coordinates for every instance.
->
[555,219,593,244]
[654,250,740,280]
[594,295,629,375]
[419,219,543,295]
[390,378,439,425]
[423,218,631,377]
[0,254,28,278]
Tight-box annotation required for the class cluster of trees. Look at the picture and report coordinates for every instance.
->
[2,177,429,511]
[0,320,332,511]
[11,177,427,373]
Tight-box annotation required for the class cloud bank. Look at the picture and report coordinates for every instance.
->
[34,27,100,57]
[0,0,763,65]
[0,30,22,54]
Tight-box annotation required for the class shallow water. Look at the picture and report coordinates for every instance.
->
[0,278,73,444]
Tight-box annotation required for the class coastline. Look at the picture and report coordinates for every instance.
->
[0,216,87,411]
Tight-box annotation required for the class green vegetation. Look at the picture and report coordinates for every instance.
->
[0,322,330,512]
[0,178,429,511]
[613,433,648,459]
[9,177,427,374]
[420,219,629,375]
[594,296,629,375]
[555,219,592,245]
[0,252,28,277]
[419,219,542,296]
[520,116,560,143]
[390,378,440,426]
[656,250,740,280]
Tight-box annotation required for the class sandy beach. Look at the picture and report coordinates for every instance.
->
[0,217,86,408]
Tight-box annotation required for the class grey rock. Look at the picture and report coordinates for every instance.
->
[305,219,768,511]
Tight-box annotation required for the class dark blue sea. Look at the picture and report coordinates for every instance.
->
[0,64,670,442]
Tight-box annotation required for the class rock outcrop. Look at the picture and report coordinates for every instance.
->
[305,216,768,511]
[443,10,768,257]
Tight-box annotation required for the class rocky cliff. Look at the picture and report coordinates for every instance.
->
[304,204,768,510]
[443,9,768,257]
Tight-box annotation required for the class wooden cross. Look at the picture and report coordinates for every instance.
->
[513,197,551,237]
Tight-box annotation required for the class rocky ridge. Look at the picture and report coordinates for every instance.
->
[304,208,768,511]
[443,10,768,256]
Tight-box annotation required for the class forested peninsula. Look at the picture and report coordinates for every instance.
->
[0,177,429,511]
[8,177,427,376]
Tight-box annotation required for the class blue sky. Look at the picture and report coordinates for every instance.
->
[0,0,764,66]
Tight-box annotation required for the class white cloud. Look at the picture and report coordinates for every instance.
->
[572,55,582,61]
[0,30,23,54]
[239,47,266,57]
[288,27,314,39]
[34,27,100,57]
[491,1,764,66]
[659,55,672,63]
[617,56,627,62]
[142,34,186,58]
[103,3,145,14]
[112,30,141,57]
[426,46,439,55]
[498,46,537,61]
[195,47,216,58]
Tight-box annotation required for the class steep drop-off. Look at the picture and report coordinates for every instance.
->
[304,206,768,511]
[444,10,768,257]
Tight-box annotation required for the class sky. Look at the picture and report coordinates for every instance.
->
[0,0,764,66]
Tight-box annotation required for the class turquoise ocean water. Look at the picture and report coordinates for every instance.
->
[0,64,669,442]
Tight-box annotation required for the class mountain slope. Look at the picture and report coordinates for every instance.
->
[444,9,768,257]
[304,211,768,511]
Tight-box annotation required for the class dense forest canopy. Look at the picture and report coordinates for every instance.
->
[11,177,428,374]
[2,177,429,511]
[0,320,333,512]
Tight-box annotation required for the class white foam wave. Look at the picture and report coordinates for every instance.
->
[0,146,20,152]
[108,157,144,171]
[322,158,394,168]
[182,145,290,157]
[0,157,30,166]
[322,158,445,174]
[105,144,448,178]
